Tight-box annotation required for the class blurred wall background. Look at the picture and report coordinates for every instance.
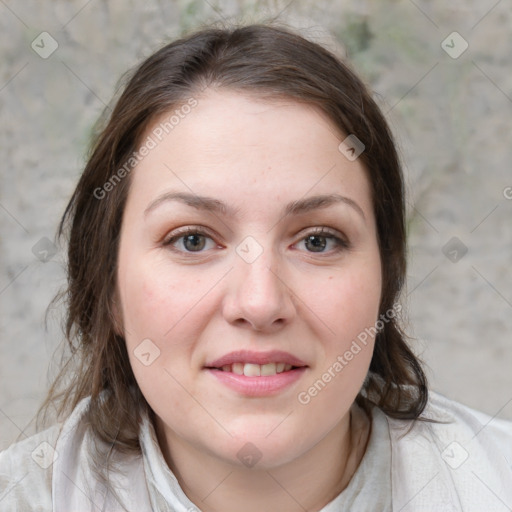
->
[1,0,511,448]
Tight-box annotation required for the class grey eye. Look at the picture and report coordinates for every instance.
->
[165,231,216,252]
[304,235,328,252]
[182,234,207,251]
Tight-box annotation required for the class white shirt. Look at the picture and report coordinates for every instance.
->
[1,392,511,511]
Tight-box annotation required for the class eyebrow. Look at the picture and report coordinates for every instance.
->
[284,194,366,222]
[144,191,366,222]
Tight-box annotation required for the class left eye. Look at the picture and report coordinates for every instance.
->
[296,232,347,253]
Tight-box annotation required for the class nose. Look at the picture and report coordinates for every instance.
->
[222,247,296,332]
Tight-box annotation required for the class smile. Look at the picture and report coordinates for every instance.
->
[217,362,296,376]
[204,350,308,396]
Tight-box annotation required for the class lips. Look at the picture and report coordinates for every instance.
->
[205,349,308,369]
[218,362,294,376]
[204,350,308,396]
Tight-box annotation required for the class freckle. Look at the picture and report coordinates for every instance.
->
[329,276,333,280]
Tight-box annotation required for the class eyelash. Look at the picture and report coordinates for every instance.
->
[162,226,350,254]
[162,226,217,249]
[298,227,350,253]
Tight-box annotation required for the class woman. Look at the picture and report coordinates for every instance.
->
[1,23,511,512]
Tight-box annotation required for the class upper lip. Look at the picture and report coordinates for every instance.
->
[205,350,308,368]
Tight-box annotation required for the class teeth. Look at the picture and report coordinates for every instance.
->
[219,362,296,376]
[232,363,244,375]
[261,363,277,376]
[243,363,261,377]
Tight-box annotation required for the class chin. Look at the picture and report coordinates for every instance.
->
[219,427,310,469]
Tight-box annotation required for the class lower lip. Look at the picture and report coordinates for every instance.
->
[206,367,307,397]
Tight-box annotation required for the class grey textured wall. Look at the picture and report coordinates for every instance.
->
[1,0,511,449]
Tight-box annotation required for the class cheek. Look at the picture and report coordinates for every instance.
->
[297,252,381,397]
[295,264,380,420]
[119,256,211,342]
[302,256,382,344]
[119,259,215,423]
[118,255,226,402]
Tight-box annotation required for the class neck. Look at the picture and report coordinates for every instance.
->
[156,404,371,512]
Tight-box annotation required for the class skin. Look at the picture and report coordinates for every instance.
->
[116,90,382,511]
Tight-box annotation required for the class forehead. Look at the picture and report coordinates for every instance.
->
[128,90,373,217]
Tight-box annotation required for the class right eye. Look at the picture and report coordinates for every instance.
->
[164,228,218,253]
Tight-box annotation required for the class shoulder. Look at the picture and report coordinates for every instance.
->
[385,391,512,511]
[416,391,512,465]
[0,397,91,511]
[1,397,151,511]
[0,423,61,511]
[387,391,512,453]
[426,391,512,449]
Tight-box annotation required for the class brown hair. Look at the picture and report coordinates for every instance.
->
[42,23,428,454]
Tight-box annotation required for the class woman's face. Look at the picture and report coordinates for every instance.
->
[117,90,382,469]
